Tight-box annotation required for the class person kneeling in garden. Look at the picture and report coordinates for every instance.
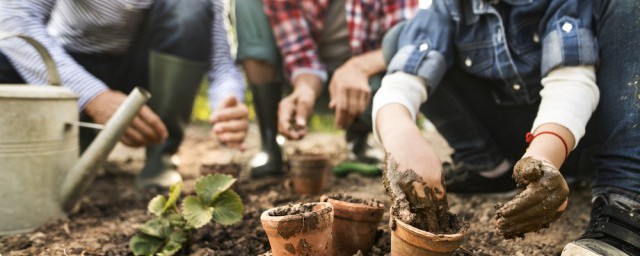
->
[0,0,249,190]
[377,0,639,255]
[235,0,419,177]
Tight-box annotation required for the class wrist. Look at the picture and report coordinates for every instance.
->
[293,74,323,97]
[346,50,385,76]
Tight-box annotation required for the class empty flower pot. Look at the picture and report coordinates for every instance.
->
[321,195,385,256]
[261,202,334,256]
[288,153,330,195]
[390,216,466,256]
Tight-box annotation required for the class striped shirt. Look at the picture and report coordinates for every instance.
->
[0,0,245,111]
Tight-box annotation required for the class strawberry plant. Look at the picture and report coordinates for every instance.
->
[129,174,243,256]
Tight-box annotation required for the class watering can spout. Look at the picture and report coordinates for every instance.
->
[60,87,151,211]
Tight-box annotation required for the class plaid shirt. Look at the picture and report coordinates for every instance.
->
[264,0,419,82]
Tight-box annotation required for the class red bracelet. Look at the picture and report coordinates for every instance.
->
[526,131,569,159]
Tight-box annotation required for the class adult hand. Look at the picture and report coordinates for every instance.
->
[496,156,569,238]
[278,74,322,140]
[84,90,167,147]
[210,95,249,150]
[329,61,371,129]
[379,104,449,232]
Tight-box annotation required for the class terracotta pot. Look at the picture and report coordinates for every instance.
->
[288,154,330,195]
[390,216,466,256]
[321,195,385,256]
[261,202,334,256]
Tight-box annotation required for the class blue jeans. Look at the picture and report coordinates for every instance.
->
[0,0,212,153]
[408,0,640,196]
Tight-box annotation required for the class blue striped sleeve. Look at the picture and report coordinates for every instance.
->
[0,0,109,110]
[207,0,246,111]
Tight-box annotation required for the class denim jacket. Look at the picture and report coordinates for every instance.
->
[388,0,598,105]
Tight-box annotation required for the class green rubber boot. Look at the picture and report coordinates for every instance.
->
[136,51,207,190]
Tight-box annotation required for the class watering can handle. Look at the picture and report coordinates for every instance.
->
[0,33,61,86]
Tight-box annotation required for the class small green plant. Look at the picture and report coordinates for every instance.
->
[129,174,244,256]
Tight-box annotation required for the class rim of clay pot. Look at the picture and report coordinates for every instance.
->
[392,216,466,252]
[321,196,384,223]
[288,153,330,164]
[261,202,334,230]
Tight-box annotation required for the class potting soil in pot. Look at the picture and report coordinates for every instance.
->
[383,156,468,234]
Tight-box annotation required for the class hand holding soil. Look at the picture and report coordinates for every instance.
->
[496,156,569,238]
[383,155,456,234]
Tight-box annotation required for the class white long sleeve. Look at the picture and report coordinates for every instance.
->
[372,72,428,142]
[532,66,599,149]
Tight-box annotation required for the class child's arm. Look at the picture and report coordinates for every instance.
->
[497,66,599,238]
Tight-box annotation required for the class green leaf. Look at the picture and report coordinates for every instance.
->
[148,195,167,217]
[129,234,164,256]
[182,196,214,228]
[195,174,236,205]
[168,228,188,244]
[138,219,167,238]
[164,183,183,212]
[212,190,244,226]
[159,241,182,256]
[165,212,186,227]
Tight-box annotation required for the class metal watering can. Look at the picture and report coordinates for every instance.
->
[0,34,151,235]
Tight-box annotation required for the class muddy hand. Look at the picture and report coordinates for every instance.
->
[496,157,569,238]
[383,155,449,233]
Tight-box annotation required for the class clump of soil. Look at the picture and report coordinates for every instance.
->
[322,193,384,208]
[383,155,466,234]
[268,203,313,217]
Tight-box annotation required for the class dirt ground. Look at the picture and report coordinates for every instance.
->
[0,125,592,256]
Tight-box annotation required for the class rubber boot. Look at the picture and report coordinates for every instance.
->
[249,82,284,178]
[136,51,207,190]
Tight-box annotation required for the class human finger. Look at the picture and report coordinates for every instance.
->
[278,98,297,139]
[495,186,544,218]
[218,131,247,144]
[211,106,249,122]
[130,116,158,143]
[217,95,238,109]
[138,106,167,141]
[334,88,349,129]
[513,156,544,186]
[121,127,147,147]
[497,195,567,228]
[213,119,249,133]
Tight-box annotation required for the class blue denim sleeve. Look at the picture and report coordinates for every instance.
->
[540,0,598,76]
[386,1,454,92]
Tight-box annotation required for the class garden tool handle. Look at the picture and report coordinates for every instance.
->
[0,33,61,86]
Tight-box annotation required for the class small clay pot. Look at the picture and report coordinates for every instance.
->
[321,195,385,256]
[288,153,330,195]
[390,216,466,256]
[261,202,334,256]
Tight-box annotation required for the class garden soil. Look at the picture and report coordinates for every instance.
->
[0,125,592,256]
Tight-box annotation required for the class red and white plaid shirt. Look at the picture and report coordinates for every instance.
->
[264,0,419,82]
